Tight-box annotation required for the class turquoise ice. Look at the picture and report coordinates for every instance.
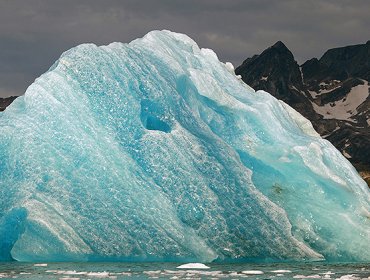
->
[0,31,369,262]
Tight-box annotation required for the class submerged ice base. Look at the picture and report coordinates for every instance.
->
[0,31,369,262]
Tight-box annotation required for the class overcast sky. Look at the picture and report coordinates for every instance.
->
[0,0,369,97]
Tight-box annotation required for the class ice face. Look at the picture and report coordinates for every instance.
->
[0,30,369,262]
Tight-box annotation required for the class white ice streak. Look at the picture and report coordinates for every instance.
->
[176,263,210,269]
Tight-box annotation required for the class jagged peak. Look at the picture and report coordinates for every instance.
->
[301,57,319,67]
[263,40,294,58]
[272,40,288,50]
[237,41,294,69]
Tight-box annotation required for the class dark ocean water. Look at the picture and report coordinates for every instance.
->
[0,262,369,279]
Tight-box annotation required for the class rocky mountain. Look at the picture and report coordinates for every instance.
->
[0,96,17,111]
[236,41,370,187]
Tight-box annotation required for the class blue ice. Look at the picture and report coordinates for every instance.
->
[0,31,369,262]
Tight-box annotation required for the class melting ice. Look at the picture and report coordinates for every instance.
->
[0,30,369,262]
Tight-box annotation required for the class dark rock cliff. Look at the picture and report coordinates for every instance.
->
[236,41,370,186]
[0,96,17,111]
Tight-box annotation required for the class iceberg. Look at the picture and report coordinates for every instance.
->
[0,30,369,262]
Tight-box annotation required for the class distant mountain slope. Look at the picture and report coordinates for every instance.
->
[0,96,17,111]
[236,41,370,187]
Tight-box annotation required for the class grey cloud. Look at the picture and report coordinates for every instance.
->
[0,0,369,97]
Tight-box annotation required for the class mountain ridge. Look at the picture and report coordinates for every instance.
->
[236,40,370,187]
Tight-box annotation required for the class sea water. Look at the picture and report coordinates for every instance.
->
[0,262,369,279]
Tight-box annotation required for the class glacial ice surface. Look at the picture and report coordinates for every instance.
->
[0,30,369,262]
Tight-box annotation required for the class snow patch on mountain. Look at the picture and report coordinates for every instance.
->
[312,81,369,121]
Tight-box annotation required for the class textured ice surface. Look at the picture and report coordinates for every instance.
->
[0,30,369,262]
